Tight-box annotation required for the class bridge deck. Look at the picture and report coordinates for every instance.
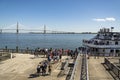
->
[88,57,114,80]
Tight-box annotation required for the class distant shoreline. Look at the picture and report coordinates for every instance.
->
[29,32,97,34]
[0,33,97,34]
[0,32,97,34]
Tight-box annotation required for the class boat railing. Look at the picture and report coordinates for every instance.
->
[83,39,120,46]
[83,42,120,48]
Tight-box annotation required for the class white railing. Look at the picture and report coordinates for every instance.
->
[86,54,89,80]
[70,53,82,80]
[83,43,120,48]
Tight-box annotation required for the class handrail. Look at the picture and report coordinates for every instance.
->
[0,48,69,55]
[70,52,89,80]
[86,54,89,80]
[104,58,120,79]
[70,53,81,80]
[83,42,120,48]
[80,53,89,80]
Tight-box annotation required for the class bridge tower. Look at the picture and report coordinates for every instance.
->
[16,22,19,34]
[0,29,2,33]
[44,25,46,34]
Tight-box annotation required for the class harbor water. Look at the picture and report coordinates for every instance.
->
[0,33,95,50]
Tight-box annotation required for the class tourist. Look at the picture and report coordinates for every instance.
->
[48,63,52,75]
[36,64,40,76]
[45,48,48,58]
[70,50,74,58]
[74,48,78,59]
[58,50,62,62]
[42,61,48,76]
[47,54,51,62]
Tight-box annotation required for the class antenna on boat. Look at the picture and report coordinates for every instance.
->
[111,27,114,32]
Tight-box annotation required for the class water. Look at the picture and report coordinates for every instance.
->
[0,33,95,50]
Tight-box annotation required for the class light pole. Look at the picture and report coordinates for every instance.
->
[16,22,19,53]
[111,27,114,32]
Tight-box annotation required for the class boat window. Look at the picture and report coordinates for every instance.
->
[115,41,118,45]
[110,50,114,53]
[103,49,105,52]
[114,35,117,37]
[107,41,109,45]
[116,50,119,53]
[96,48,98,52]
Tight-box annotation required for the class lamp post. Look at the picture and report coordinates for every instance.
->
[16,22,19,53]
[111,27,114,32]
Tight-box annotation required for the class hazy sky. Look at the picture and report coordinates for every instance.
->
[0,0,120,32]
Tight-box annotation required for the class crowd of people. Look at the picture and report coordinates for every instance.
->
[35,48,79,76]
[34,48,79,61]
[36,60,51,76]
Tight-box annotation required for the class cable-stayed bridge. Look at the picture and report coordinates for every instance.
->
[0,22,75,34]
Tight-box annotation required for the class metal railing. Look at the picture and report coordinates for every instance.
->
[104,58,120,79]
[111,63,120,78]
[80,53,89,80]
[70,53,81,80]
[0,48,69,55]
[0,49,35,54]
[83,42,120,48]
[70,52,89,80]
[104,58,112,69]
[0,50,11,61]
[86,54,89,80]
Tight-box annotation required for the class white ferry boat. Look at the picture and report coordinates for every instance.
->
[83,27,120,56]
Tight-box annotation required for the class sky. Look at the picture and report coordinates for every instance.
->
[0,0,120,32]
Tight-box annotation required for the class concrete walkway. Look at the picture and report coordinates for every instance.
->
[0,53,68,80]
[88,57,114,80]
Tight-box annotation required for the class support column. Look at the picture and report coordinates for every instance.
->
[44,25,46,34]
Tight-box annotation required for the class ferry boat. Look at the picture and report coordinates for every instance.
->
[83,27,120,57]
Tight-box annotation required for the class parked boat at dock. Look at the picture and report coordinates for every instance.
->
[83,28,120,57]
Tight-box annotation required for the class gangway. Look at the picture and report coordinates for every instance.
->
[69,52,89,80]
[80,53,89,80]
